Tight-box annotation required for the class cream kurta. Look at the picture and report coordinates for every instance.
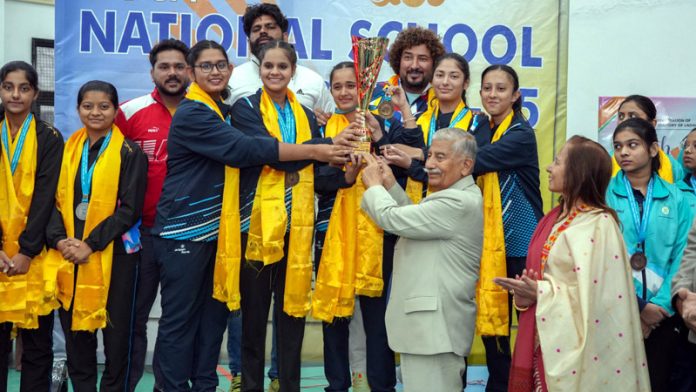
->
[535,210,650,391]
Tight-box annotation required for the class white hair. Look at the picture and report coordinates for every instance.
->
[431,128,477,161]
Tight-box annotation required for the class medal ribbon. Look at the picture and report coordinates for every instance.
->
[1,113,34,175]
[80,130,113,203]
[274,101,297,143]
[427,104,470,146]
[623,174,654,253]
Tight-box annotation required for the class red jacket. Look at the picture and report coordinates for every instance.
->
[115,89,172,228]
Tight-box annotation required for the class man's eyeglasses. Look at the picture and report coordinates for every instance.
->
[193,61,229,73]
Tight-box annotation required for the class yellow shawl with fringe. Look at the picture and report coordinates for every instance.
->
[46,126,124,331]
[475,111,513,336]
[0,115,56,328]
[185,83,243,311]
[312,114,384,322]
[407,100,472,203]
[611,150,674,183]
[245,88,314,317]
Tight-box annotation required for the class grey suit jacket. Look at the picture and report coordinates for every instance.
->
[361,176,483,356]
[673,217,696,343]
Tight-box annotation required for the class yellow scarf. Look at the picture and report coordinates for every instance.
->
[611,150,674,183]
[312,114,384,323]
[406,100,473,203]
[45,126,124,331]
[185,83,243,312]
[0,115,56,328]
[475,111,514,336]
[245,88,314,317]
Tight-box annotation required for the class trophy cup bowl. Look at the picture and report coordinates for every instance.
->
[352,35,389,153]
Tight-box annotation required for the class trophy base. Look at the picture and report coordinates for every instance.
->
[356,141,372,154]
[355,126,372,154]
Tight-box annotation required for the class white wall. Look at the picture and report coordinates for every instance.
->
[0,0,6,62]
[2,0,54,63]
[567,0,696,141]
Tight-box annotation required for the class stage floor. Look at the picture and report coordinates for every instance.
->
[7,364,489,391]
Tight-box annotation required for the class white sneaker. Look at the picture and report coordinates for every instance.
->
[51,360,67,392]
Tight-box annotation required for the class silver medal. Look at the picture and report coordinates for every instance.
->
[75,202,89,221]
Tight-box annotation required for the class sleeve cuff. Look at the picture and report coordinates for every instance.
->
[84,238,103,253]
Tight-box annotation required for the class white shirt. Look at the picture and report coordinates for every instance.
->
[227,56,335,112]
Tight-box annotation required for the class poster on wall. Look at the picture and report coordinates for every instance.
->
[598,96,696,159]
[55,0,565,210]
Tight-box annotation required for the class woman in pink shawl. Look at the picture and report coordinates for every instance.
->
[494,136,650,391]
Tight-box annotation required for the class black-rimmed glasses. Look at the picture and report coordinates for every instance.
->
[193,61,229,73]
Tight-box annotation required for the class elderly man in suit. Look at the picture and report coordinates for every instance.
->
[360,128,483,392]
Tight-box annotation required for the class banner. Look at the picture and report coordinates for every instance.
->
[55,0,564,210]
[598,96,696,159]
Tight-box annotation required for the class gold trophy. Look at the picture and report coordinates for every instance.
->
[352,35,389,153]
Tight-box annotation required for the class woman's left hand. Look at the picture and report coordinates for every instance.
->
[344,153,365,185]
[63,240,93,264]
[387,85,409,114]
[6,253,31,276]
[493,269,540,307]
[354,110,384,142]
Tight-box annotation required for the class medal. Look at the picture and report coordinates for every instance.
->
[427,103,470,146]
[630,251,647,271]
[1,114,34,175]
[377,100,394,118]
[285,172,300,188]
[75,202,89,221]
[78,130,113,222]
[623,174,654,270]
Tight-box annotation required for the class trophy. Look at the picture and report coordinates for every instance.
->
[352,36,389,153]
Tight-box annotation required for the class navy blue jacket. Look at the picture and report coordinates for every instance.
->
[230,90,332,230]
[315,116,424,232]
[472,111,543,220]
[153,98,280,241]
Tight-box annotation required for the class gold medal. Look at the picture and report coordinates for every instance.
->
[377,100,394,118]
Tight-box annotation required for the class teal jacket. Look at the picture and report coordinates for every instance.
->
[607,171,693,314]
[676,174,696,213]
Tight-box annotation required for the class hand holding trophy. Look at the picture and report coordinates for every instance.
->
[352,35,389,153]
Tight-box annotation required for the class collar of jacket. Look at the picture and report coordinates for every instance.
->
[611,170,670,199]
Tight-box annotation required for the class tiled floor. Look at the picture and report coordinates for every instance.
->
[7,364,489,391]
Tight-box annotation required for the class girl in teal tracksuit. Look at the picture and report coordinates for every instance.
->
[679,127,696,210]
[607,117,693,392]
[672,126,696,391]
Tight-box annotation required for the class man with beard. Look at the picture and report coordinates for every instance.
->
[371,26,445,123]
[227,3,334,113]
[114,38,190,392]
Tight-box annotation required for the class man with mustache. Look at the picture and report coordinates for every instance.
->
[227,3,334,113]
[371,26,445,123]
[114,38,190,392]
[360,129,482,392]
